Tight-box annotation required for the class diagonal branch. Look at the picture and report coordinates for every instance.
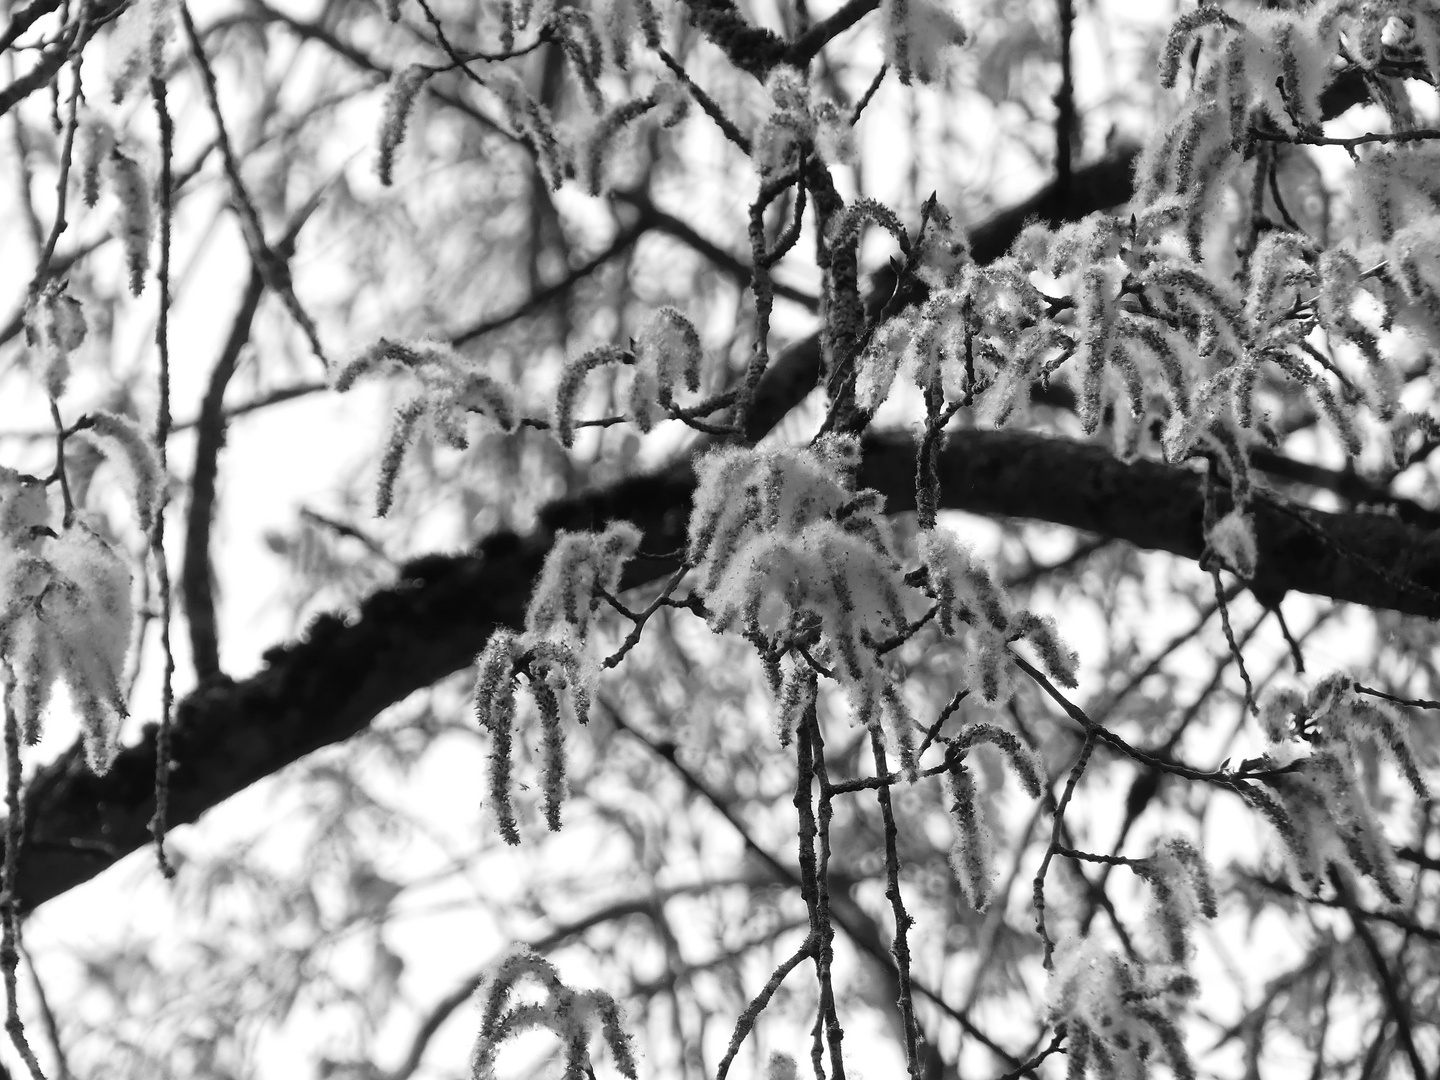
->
[15,425,1440,917]
[182,267,265,683]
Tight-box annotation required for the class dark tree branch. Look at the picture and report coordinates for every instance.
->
[678,0,787,77]
[784,0,879,68]
[0,20,75,118]
[0,0,62,54]
[16,425,1440,916]
[182,267,265,683]
[1053,0,1076,196]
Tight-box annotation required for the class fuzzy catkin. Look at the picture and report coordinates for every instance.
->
[376,65,431,186]
[106,150,152,295]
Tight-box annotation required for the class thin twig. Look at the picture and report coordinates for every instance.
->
[1332,870,1429,1080]
[1253,123,1440,149]
[866,726,922,1078]
[181,268,263,682]
[2,684,45,1080]
[599,698,1026,1069]
[1033,731,1094,968]
[1352,683,1440,711]
[656,46,750,153]
[179,2,326,364]
[148,68,177,878]
[17,935,68,1080]
[1053,0,1076,196]
[1211,569,1258,717]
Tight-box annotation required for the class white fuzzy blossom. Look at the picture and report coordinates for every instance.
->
[753,68,855,177]
[106,0,177,102]
[945,723,1046,910]
[1206,508,1257,578]
[491,72,572,189]
[0,473,134,773]
[376,65,432,187]
[919,528,1077,705]
[1250,675,1431,902]
[23,281,87,399]
[473,523,641,842]
[627,307,703,431]
[471,947,637,1080]
[688,438,922,769]
[879,0,968,85]
[553,344,629,447]
[1136,837,1218,964]
[1047,937,1200,1080]
[76,110,116,209]
[105,150,152,296]
[335,339,519,516]
[945,763,993,910]
[78,411,164,536]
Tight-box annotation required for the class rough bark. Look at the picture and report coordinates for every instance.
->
[16,424,1440,911]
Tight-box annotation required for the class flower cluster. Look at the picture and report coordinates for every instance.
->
[1247,675,1431,902]
[553,307,704,443]
[24,280,88,400]
[335,339,519,516]
[943,722,1045,910]
[1135,837,1219,965]
[0,473,134,774]
[1048,936,1201,1080]
[857,185,1393,519]
[753,67,855,179]
[470,947,637,1080]
[878,0,967,86]
[474,523,641,843]
[918,528,1077,706]
[1046,831,1216,1077]
[1136,1,1440,434]
[687,437,921,768]
[107,0,177,103]
[376,65,432,188]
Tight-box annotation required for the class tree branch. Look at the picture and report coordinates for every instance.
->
[182,267,266,683]
[16,425,1440,915]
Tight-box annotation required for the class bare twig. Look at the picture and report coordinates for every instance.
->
[149,68,178,878]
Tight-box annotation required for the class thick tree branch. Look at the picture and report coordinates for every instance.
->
[15,426,1440,913]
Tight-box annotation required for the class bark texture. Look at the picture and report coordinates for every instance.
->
[17,424,1440,910]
